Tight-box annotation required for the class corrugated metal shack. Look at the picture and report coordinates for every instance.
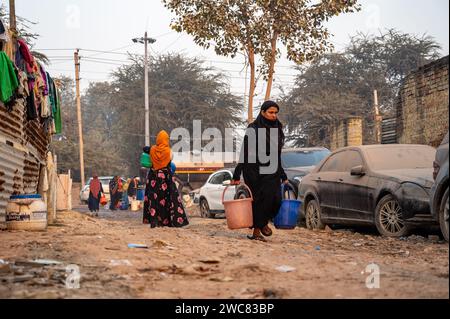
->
[1,22,61,227]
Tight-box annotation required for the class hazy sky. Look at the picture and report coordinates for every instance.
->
[7,0,450,109]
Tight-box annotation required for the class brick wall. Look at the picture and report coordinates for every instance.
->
[330,117,363,151]
[396,56,449,147]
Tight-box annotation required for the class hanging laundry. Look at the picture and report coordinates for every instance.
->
[17,38,36,74]
[0,17,9,42]
[54,84,62,134]
[39,67,51,118]
[0,51,19,104]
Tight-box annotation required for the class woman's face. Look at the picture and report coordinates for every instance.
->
[262,106,279,121]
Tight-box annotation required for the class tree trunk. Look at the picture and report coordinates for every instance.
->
[264,31,278,101]
[248,47,256,123]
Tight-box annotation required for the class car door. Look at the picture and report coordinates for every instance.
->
[335,150,372,222]
[206,172,227,210]
[314,151,347,219]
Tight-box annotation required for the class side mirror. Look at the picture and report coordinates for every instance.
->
[350,165,365,176]
[222,180,231,186]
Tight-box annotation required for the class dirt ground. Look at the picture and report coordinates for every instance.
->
[0,197,448,299]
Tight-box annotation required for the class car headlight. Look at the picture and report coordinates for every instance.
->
[400,182,429,200]
[293,176,304,184]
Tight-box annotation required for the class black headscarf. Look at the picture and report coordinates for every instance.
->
[252,100,285,152]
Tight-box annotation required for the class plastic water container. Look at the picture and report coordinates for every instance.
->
[136,187,145,201]
[140,152,152,168]
[130,200,142,211]
[274,185,301,229]
[6,194,47,231]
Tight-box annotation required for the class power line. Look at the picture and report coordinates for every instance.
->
[80,56,131,63]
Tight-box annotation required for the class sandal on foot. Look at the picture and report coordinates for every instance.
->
[247,234,267,242]
[261,225,272,237]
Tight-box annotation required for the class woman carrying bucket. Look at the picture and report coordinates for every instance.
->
[231,100,288,242]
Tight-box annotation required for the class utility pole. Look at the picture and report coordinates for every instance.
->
[373,89,382,144]
[132,33,156,146]
[74,49,85,187]
[9,0,17,57]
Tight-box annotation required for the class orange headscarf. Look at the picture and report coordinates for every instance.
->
[150,130,171,170]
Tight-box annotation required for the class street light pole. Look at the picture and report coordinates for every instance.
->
[132,33,156,147]
[144,32,150,147]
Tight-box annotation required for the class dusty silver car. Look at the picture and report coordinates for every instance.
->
[430,133,449,241]
[299,144,437,237]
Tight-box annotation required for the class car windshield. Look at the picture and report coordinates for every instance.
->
[365,146,436,170]
[281,150,330,168]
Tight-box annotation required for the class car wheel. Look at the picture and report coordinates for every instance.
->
[439,188,449,242]
[235,185,251,199]
[375,194,410,237]
[305,199,325,230]
[200,199,212,218]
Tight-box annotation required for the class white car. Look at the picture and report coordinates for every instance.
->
[198,169,250,218]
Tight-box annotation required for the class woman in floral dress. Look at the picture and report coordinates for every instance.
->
[143,130,189,228]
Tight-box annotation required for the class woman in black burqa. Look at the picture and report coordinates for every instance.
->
[231,100,288,241]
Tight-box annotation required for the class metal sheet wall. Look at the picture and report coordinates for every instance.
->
[0,137,26,224]
[0,100,50,227]
[0,101,24,141]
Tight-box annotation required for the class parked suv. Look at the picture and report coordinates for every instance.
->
[430,132,449,241]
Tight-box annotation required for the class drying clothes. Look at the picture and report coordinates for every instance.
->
[47,74,62,134]
[54,85,62,134]
[0,17,9,42]
[25,89,38,120]
[0,51,19,104]
[17,38,36,74]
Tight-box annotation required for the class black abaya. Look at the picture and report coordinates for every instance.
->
[233,108,287,229]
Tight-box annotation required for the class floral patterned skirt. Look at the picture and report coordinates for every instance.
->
[143,167,189,228]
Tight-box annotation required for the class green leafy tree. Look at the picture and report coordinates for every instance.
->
[280,29,443,148]
[54,53,243,179]
[163,0,359,120]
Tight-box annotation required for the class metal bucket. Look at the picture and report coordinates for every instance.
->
[222,184,253,230]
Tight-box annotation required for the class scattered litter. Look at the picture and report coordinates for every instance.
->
[127,243,148,249]
[209,276,234,282]
[105,247,121,251]
[109,259,132,266]
[97,236,103,239]
[32,259,62,265]
[198,257,221,264]
[315,246,321,251]
[275,265,296,273]
[160,272,168,278]
[353,243,363,247]
[0,259,7,264]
